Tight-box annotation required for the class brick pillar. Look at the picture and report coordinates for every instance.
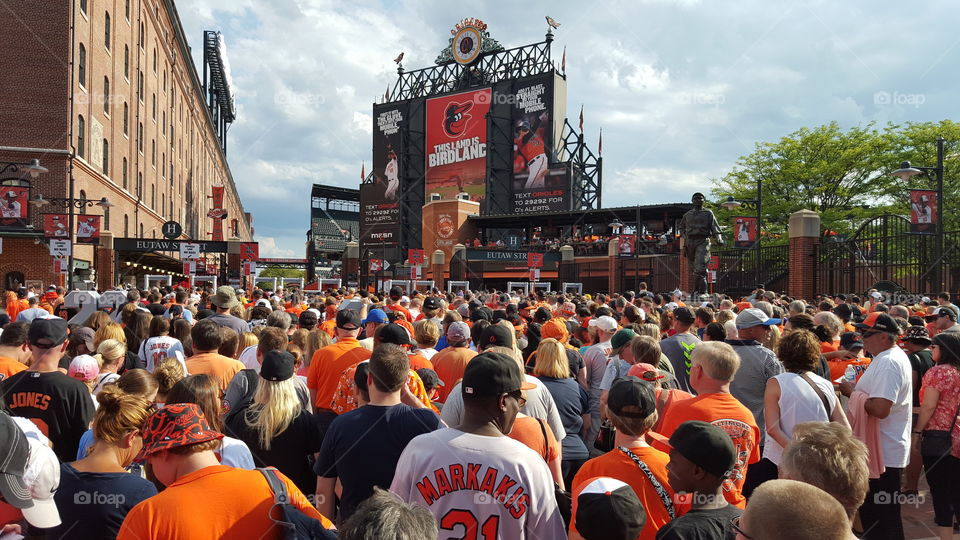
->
[431,249,445,292]
[607,239,620,293]
[97,232,115,291]
[558,245,576,285]
[788,210,820,300]
[343,241,359,286]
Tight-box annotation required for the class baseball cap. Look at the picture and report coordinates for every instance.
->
[839,332,864,351]
[606,376,656,419]
[68,354,100,382]
[668,420,737,479]
[854,312,900,334]
[673,306,696,324]
[540,318,569,342]
[471,307,493,323]
[446,321,471,343]
[336,309,362,330]
[389,286,404,299]
[423,297,442,310]
[0,411,31,510]
[28,318,68,348]
[136,403,225,461]
[588,315,618,332]
[610,329,637,352]
[479,325,513,349]
[934,306,959,321]
[735,308,781,329]
[255,298,272,308]
[461,351,535,397]
[377,323,415,346]
[260,350,295,381]
[19,436,62,528]
[573,477,646,540]
[627,362,667,382]
[558,302,576,316]
[361,308,389,325]
[415,367,444,390]
[903,325,932,344]
[74,326,96,352]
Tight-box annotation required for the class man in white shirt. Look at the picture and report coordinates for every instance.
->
[391,351,566,539]
[840,312,910,540]
[583,315,617,456]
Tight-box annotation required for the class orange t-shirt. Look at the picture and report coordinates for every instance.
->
[185,352,245,392]
[570,446,676,540]
[384,303,412,322]
[508,416,560,463]
[319,319,337,339]
[407,352,433,371]
[657,392,761,509]
[307,338,362,409]
[330,364,436,414]
[820,341,839,354]
[116,465,333,540]
[828,357,872,382]
[652,388,695,434]
[432,346,477,402]
[0,356,27,381]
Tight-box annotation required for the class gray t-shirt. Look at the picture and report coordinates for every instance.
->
[660,333,702,393]
[599,356,631,391]
[727,339,783,436]
[205,312,250,336]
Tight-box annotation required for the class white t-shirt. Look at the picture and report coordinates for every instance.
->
[217,436,256,469]
[139,336,185,372]
[237,345,260,371]
[390,428,566,540]
[440,374,566,441]
[763,372,837,465]
[854,345,912,468]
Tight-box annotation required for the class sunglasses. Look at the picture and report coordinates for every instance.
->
[730,516,752,539]
[508,391,527,408]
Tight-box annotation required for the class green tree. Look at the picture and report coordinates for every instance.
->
[257,268,306,279]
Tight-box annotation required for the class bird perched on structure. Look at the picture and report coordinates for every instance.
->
[546,16,561,29]
[393,52,404,64]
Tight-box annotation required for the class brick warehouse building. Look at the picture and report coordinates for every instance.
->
[0,0,252,291]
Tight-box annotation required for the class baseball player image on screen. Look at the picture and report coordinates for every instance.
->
[383,147,400,200]
[515,112,549,189]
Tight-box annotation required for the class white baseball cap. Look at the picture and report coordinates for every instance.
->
[21,438,61,528]
[588,316,618,332]
[735,308,782,329]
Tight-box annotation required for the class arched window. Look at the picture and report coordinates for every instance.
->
[137,172,142,197]
[103,76,110,114]
[79,0,86,15]
[123,45,129,78]
[104,12,111,50]
[138,123,143,152]
[124,214,129,236]
[78,43,86,87]
[140,223,144,238]
[139,23,144,49]
[124,0,129,20]
[122,157,128,189]
[102,139,109,174]
[123,102,128,135]
[77,115,85,158]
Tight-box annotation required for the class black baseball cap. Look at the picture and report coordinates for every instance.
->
[854,312,899,334]
[423,297,442,310]
[471,307,493,323]
[461,351,535,397]
[28,318,68,348]
[377,323,415,346]
[259,350,295,382]
[673,306,696,324]
[415,368,444,390]
[336,309,362,330]
[479,325,513,349]
[668,420,736,479]
[839,332,864,351]
[389,286,404,299]
[574,477,646,540]
[606,376,656,419]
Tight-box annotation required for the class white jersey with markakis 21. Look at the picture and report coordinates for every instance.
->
[391,428,566,540]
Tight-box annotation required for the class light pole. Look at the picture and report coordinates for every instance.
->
[723,177,763,288]
[891,136,945,292]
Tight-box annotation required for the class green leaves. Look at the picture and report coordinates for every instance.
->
[711,120,960,240]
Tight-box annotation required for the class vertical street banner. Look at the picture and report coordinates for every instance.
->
[408,249,425,266]
[618,234,636,256]
[733,216,758,248]
[511,76,569,213]
[425,88,491,202]
[527,252,544,268]
[361,103,408,247]
[209,185,226,241]
[240,242,259,261]
[183,261,196,276]
[43,214,70,238]
[910,189,937,234]
[75,215,101,244]
[0,186,30,227]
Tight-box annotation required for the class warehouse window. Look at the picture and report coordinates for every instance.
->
[102,139,109,174]
[122,157,128,189]
[123,46,129,78]
[79,0,86,15]
[78,44,86,88]
[123,102,128,135]
[124,215,128,237]
[77,115,85,158]
[103,76,110,114]
[104,12,111,50]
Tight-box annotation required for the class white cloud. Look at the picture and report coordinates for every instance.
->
[255,236,296,257]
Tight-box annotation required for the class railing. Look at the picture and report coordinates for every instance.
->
[713,243,790,295]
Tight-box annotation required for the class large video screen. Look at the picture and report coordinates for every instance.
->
[511,76,569,213]
[425,88,491,203]
[360,103,407,246]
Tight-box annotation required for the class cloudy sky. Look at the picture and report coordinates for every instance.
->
[177,0,959,256]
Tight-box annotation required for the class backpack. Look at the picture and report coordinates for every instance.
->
[258,467,339,540]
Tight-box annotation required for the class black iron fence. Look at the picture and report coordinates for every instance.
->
[712,243,790,296]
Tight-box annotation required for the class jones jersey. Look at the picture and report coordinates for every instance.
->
[391,428,565,540]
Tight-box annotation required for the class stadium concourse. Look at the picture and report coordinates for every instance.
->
[0,281,956,539]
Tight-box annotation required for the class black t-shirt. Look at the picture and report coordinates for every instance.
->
[49,463,157,539]
[314,404,440,522]
[908,349,934,406]
[656,503,742,540]
[224,407,323,496]
[146,303,167,316]
[0,371,96,462]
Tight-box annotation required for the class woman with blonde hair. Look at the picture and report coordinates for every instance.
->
[92,339,127,394]
[533,338,590,488]
[51,385,158,539]
[152,357,186,406]
[225,350,321,495]
[75,368,158,459]
[83,310,112,333]
[301,328,331,374]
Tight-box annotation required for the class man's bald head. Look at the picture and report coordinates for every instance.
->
[742,479,849,540]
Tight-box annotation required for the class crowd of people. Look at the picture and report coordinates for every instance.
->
[0,281,958,540]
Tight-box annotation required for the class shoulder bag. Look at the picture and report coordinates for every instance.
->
[921,390,960,458]
[618,446,676,519]
[798,372,833,419]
